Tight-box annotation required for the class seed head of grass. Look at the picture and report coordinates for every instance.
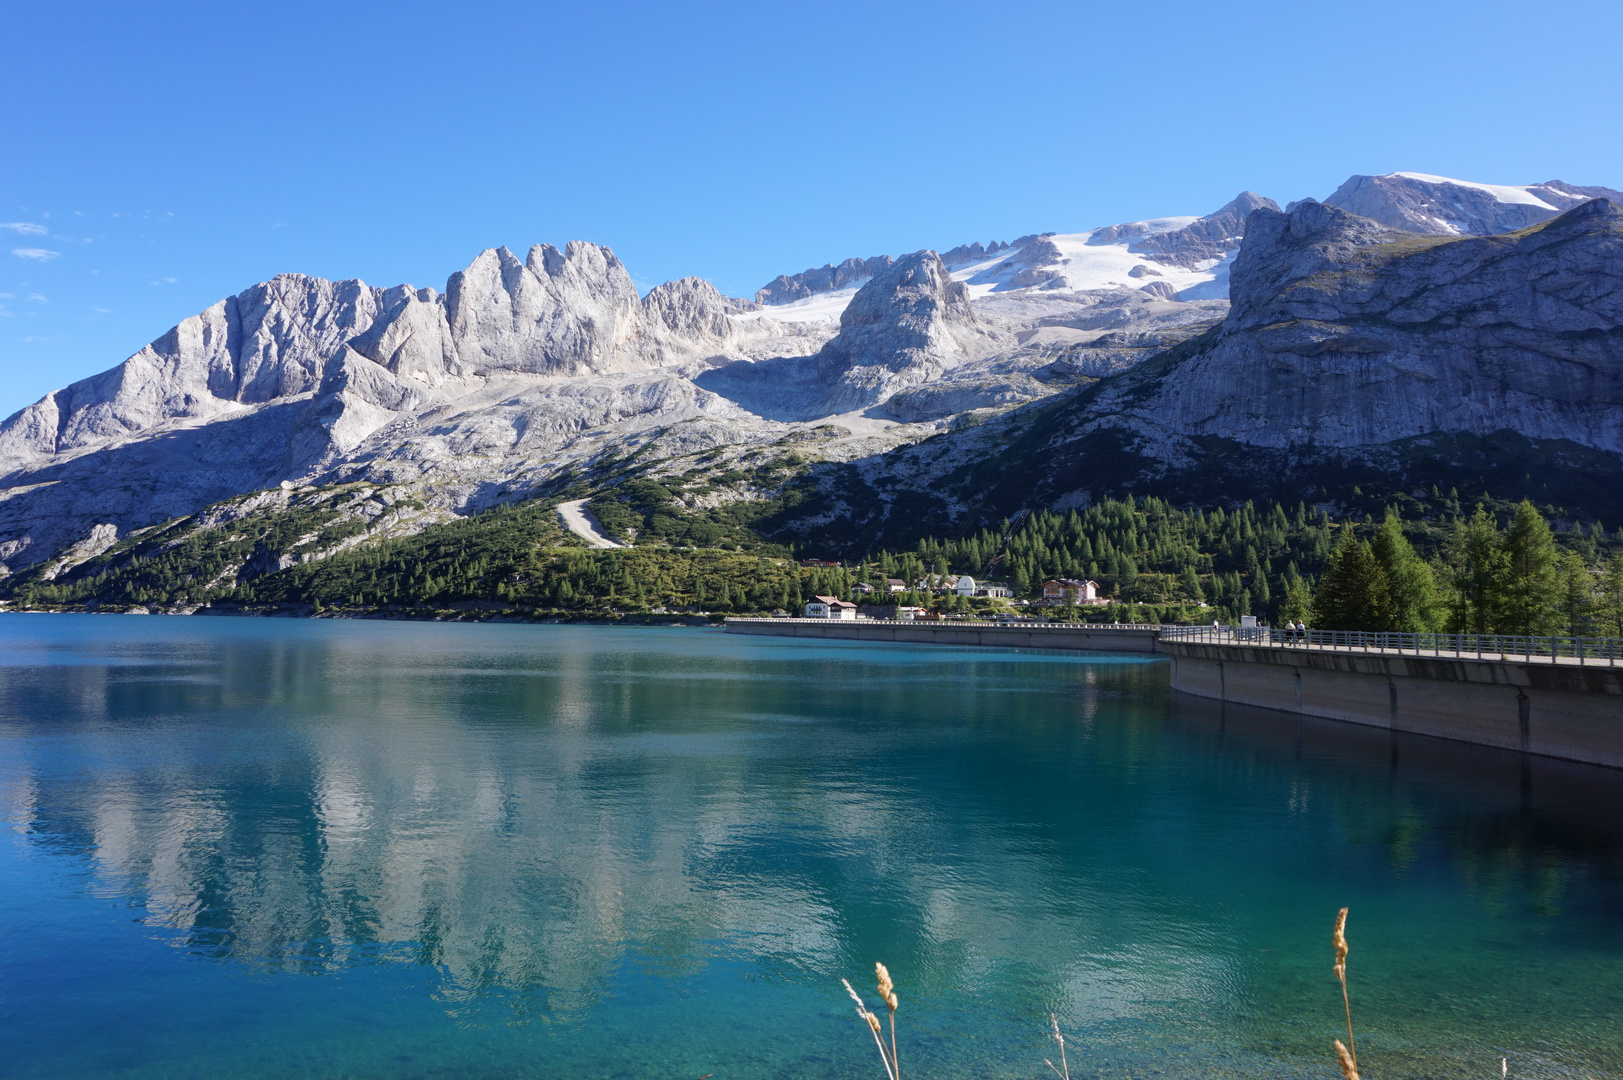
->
[1334,1039,1360,1080]
[843,973,897,1080]
[876,962,898,1012]
[1333,907,1349,982]
[1331,907,1356,1071]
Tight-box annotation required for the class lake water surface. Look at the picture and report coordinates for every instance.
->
[1,615,1620,1079]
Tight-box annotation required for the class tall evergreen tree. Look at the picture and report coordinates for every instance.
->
[1313,529,1395,631]
[1598,552,1623,638]
[1370,512,1443,632]
[1444,505,1508,634]
[1556,552,1596,636]
[1500,500,1561,635]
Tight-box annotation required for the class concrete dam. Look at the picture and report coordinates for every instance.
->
[723,618,1623,769]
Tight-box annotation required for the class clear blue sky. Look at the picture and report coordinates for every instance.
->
[3,0,1621,417]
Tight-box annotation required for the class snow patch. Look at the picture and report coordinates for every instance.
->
[732,287,860,325]
[953,227,1229,299]
[1390,172,1561,211]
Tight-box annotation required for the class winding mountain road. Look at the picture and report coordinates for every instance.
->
[556,499,625,549]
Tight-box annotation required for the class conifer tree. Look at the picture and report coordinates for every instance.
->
[1556,552,1596,636]
[1370,511,1443,632]
[1444,505,1508,634]
[1313,529,1395,631]
[1277,573,1313,625]
[1500,500,1561,635]
[1598,552,1623,637]
[1180,565,1204,603]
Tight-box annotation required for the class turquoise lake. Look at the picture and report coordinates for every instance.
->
[0,614,1620,1079]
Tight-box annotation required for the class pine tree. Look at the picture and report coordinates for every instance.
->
[1499,500,1561,635]
[1598,552,1623,637]
[1370,511,1443,632]
[1444,505,1507,634]
[1313,529,1395,631]
[1277,574,1313,625]
[1556,552,1596,636]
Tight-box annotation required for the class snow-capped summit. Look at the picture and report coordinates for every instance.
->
[752,193,1281,318]
[1322,172,1623,236]
[2,169,1619,579]
[952,191,1279,302]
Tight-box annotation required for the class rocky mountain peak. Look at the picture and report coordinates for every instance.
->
[446,241,655,377]
[1224,199,1415,320]
[755,254,897,305]
[641,276,743,343]
[1072,195,1623,471]
[1323,172,1623,237]
[843,250,973,322]
[1093,192,1282,270]
[812,250,995,411]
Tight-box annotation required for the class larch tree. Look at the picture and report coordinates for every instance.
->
[1444,505,1508,634]
[1370,511,1444,632]
[1499,500,1562,635]
[1312,528,1396,632]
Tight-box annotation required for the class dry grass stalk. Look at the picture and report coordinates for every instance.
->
[1044,1013,1071,1080]
[876,962,899,1079]
[843,974,898,1080]
[1333,907,1356,1068]
[1334,1038,1360,1080]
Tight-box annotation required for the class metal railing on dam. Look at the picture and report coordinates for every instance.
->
[726,616,1623,767]
[728,617,1160,630]
[721,617,1163,652]
[1159,625,1623,667]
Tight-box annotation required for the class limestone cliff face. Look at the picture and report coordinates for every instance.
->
[0,243,748,482]
[814,250,997,412]
[0,275,387,472]
[1092,192,1279,269]
[0,241,782,572]
[1079,197,1623,457]
[446,241,661,376]
[1322,173,1623,237]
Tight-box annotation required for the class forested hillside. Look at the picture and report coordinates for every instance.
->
[5,476,1619,634]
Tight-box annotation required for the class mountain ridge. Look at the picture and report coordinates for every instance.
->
[1,170,1620,583]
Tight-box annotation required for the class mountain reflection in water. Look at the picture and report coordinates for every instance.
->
[1,615,1620,1080]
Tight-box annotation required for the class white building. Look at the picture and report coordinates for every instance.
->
[1043,578,1106,605]
[954,575,977,597]
[806,594,858,620]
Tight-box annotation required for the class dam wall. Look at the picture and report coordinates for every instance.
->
[725,617,1623,768]
[722,618,1162,653]
[1160,641,1623,769]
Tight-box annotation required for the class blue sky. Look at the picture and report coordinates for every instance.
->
[3,0,1621,417]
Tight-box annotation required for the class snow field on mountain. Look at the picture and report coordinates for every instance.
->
[1391,172,1561,210]
[729,288,859,325]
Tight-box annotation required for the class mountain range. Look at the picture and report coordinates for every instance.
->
[2,170,1621,585]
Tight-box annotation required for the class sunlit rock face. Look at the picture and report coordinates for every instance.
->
[1323,172,1623,237]
[3,172,1621,573]
[813,250,1001,414]
[1097,198,1623,453]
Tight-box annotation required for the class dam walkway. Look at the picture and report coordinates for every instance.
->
[724,617,1623,768]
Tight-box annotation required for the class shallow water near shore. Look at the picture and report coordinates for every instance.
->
[1,614,1620,1079]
